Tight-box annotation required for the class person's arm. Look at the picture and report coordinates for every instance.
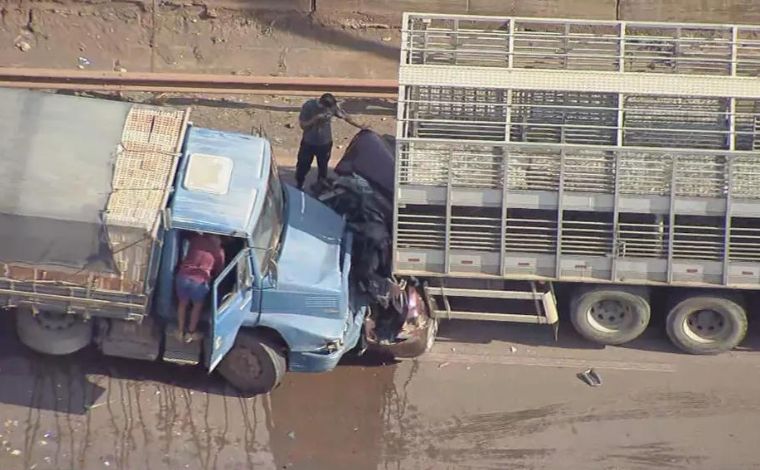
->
[299,108,332,131]
[334,109,368,130]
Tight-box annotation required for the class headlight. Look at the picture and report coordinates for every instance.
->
[323,339,343,353]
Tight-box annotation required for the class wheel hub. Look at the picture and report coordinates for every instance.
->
[587,299,634,333]
[684,309,729,342]
[232,347,264,381]
[35,311,77,331]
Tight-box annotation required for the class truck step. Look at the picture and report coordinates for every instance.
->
[163,330,201,366]
[425,283,559,326]
[100,317,161,361]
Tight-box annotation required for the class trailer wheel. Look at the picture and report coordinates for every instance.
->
[16,309,93,355]
[666,296,747,355]
[570,288,650,345]
[217,331,286,395]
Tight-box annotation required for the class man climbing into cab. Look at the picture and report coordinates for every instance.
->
[295,93,367,190]
[175,232,225,343]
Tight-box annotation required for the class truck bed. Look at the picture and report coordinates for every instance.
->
[0,89,188,316]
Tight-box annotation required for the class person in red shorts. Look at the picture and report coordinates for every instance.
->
[175,232,225,343]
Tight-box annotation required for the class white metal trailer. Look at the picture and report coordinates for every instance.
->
[394,13,760,354]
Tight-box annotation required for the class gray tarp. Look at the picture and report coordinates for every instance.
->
[0,88,133,272]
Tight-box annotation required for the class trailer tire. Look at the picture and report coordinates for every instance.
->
[666,296,747,355]
[570,288,650,345]
[217,331,286,395]
[16,309,92,355]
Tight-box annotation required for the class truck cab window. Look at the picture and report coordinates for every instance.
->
[251,163,284,277]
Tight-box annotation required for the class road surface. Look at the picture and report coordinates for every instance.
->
[0,314,759,470]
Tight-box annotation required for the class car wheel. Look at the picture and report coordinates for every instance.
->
[217,331,287,395]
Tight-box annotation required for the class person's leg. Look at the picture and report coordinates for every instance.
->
[175,276,191,341]
[186,301,205,342]
[185,281,210,342]
[315,142,333,182]
[295,142,316,189]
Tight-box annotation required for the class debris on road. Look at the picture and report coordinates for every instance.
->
[15,40,32,52]
[510,346,518,353]
[438,361,450,369]
[287,431,296,440]
[578,368,603,387]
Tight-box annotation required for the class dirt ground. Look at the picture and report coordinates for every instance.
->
[0,5,401,77]
[1,4,400,175]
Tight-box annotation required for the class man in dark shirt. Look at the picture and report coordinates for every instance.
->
[175,233,225,343]
[295,93,365,190]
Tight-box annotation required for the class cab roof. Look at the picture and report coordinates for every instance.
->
[170,126,272,237]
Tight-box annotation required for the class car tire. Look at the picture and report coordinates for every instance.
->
[217,331,287,395]
[16,308,93,355]
[666,295,748,355]
[570,288,650,345]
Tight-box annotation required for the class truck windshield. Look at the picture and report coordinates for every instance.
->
[251,162,284,276]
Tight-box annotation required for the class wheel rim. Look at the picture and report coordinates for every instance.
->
[36,311,77,330]
[586,299,638,334]
[683,309,731,344]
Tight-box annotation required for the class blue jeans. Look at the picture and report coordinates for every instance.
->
[175,275,210,303]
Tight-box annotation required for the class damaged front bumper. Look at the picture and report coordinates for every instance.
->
[288,302,366,373]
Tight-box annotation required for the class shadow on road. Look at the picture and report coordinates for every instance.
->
[245,11,400,61]
[435,311,760,355]
[164,96,396,117]
[0,314,398,415]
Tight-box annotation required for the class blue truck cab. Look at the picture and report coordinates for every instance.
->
[158,127,365,391]
[0,88,366,394]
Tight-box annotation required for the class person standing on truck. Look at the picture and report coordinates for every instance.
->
[295,93,366,190]
[175,233,225,343]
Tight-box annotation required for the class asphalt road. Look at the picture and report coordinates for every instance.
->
[0,314,759,470]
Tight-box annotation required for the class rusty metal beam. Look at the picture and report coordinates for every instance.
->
[0,68,399,98]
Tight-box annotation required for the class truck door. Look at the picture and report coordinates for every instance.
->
[208,248,255,371]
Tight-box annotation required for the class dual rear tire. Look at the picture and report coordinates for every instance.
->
[569,288,748,355]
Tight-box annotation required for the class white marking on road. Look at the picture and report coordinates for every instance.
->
[416,352,676,373]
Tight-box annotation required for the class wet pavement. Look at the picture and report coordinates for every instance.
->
[1,316,760,470]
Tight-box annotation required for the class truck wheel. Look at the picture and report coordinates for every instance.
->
[217,331,286,395]
[666,296,747,355]
[570,288,650,345]
[16,309,93,355]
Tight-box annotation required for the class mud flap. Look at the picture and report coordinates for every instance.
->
[542,286,560,341]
